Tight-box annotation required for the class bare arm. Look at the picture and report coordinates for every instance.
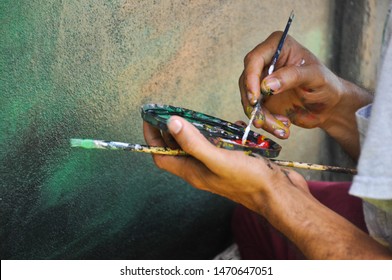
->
[263,172,390,259]
[143,117,391,259]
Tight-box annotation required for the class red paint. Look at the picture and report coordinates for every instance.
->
[234,137,270,149]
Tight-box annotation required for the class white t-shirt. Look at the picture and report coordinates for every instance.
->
[350,2,392,249]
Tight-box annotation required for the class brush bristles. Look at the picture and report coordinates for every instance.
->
[70,138,98,149]
[70,138,83,147]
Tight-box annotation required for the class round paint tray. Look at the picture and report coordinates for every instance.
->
[141,104,281,158]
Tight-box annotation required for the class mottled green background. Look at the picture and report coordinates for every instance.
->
[1,0,335,259]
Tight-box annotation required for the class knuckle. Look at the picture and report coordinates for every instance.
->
[317,65,329,85]
[271,30,283,39]
[291,65,302,81]
[243,51,256,66]
[238,72,244,87]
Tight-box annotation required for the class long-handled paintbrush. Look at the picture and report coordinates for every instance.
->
[70,138,187,155]
[270,159,356,174]
[71,138,357,174]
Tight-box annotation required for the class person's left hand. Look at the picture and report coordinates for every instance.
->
[143,117,392,260]
[143,116,308,213]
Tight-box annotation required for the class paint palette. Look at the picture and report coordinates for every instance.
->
[141,104,282,158]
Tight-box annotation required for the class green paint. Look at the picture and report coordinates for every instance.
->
[70,139,97,149]
[142,104,282,157]
[2,0,333,260]
[1,1,234,259]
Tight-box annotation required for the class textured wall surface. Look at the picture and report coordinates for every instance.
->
[320,0,390,182]
[1,0,334,259]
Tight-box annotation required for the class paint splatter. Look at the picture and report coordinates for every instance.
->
[254,110,266,126]
[233,136,270,148]
[285,104,320,127]
[261,79,276,96]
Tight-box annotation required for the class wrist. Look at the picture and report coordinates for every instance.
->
[319,79,373,159]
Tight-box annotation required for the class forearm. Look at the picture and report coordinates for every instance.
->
[320,79,373,160]
[147,115,391,259]
[259,182,392,259]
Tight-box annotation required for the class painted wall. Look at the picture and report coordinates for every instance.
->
[1,0,334,259]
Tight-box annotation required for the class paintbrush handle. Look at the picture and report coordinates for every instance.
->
[127,144,187,156]
[71,139,357,174]
[268,10,295,75]
[70,138,187,156]
[271,159,357,175]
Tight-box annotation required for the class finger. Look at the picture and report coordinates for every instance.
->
[240,73,261,124]
[143,121,223,192]
[162,131,180,149]
[253,107,290,139]
[261,64,328,95]
[167,116,237,175]
[242,33,280,105]
[234,120,247,128]
[143,121,166,147]
[143,121,188,171]
[273,114,291,128]
[241,100,290,139]
[239,72,253,117]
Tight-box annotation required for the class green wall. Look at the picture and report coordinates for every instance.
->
[1,0,334,259]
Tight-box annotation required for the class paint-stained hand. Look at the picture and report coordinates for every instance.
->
[239,31,346,137]
[143,117,309,214]
[143,117,392,260]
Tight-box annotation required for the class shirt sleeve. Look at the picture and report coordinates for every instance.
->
[350,17,392,206]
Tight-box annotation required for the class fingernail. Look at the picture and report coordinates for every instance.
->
[168,118,183,134]
[255,111,265,126]
[245,105,253,118]
[262,78,281,94]
[274,128,286,138]
[265,78,281,92]
[247,92,256,104]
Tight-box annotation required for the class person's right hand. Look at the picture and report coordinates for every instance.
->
[239,31,347,138]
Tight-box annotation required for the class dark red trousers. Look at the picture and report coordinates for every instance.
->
[232,181,367,259]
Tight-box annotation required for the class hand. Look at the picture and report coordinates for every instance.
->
[143,116,308,213]
[239,31,346,138]
[143,117,391,259]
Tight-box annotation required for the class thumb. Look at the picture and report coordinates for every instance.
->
[167,116,231,173]
[261,64,325,95]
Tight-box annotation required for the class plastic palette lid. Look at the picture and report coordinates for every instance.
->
[141,104,281,158]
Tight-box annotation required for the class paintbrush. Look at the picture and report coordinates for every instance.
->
[70,138,187,155]
[242,10,295,145]
[270,159,356,175]
[268,10,295,75]
[70,138,357,174]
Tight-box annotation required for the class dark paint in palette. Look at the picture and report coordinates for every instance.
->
[141,104,281,158]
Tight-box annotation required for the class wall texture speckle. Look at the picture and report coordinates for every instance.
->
[1,0,334,259]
